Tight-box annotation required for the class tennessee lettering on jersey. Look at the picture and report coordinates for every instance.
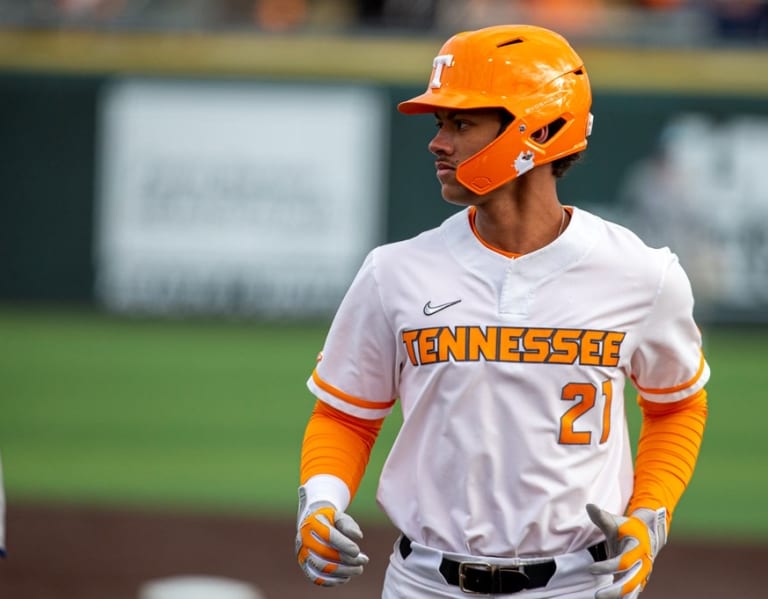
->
[401,326,626,367]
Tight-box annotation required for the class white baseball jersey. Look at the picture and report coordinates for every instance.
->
[307,206,709,558]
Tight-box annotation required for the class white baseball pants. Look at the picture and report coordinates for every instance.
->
[381,536,611,599]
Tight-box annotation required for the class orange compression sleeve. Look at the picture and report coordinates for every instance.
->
[627,389,708,525]
[300,400,385,501]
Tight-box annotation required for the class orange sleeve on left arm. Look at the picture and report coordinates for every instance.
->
[300,400,385,501]
[627,389,708,525]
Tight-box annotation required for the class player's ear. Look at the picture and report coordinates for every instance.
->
[531,124,549,143]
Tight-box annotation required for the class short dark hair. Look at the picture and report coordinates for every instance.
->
[552,152,582,178]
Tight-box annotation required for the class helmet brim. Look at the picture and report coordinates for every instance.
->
[397,90,505,115]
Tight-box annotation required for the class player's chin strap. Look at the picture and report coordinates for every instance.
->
[587,504,667,599]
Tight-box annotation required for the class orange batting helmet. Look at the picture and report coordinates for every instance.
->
[398,24,593,194]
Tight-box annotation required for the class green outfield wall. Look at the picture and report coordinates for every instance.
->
[2,30,768,319]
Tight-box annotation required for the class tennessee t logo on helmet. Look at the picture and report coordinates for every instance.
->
[399,25,594,194]
[430,55,454,88]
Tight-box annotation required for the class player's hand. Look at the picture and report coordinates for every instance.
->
[295,495,369,586]
[586,503,667,599]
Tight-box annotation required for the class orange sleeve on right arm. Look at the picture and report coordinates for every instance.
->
[627,389,708,525]
[300,400,385,501]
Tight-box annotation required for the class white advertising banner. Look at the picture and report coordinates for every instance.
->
[96,78,386,317]
[616,113,768,319]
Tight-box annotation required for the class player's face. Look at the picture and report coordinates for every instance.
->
[429,109,504,205]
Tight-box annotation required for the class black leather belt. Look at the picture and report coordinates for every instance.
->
[398,535,608,595]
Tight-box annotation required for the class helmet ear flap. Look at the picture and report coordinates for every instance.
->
[457,112,587,194]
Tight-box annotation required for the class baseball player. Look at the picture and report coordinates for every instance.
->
[295,24,709,598]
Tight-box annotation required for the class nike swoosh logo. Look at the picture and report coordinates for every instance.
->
[423,299,462,316]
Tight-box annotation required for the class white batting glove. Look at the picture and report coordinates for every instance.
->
[586,503,668,599]
[295,488,369,586]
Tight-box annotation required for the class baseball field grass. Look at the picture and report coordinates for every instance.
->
[0,304,766,541]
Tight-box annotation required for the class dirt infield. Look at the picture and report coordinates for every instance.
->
[0,503,764,598]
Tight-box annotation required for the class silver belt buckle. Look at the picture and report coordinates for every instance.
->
[458,562,494,595]
[458,561,530,594]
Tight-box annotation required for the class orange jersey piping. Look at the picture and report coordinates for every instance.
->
[632,353,707,395]
[311,369,396,411]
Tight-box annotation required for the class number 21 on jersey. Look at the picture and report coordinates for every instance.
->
[559,379,613,445]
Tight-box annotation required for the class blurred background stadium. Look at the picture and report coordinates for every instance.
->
[1,1,767,598]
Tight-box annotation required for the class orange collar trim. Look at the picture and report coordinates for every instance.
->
[468,206,522,259]
[467,205,572,259]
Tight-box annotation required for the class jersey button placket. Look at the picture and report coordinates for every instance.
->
[499,263,531,318]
